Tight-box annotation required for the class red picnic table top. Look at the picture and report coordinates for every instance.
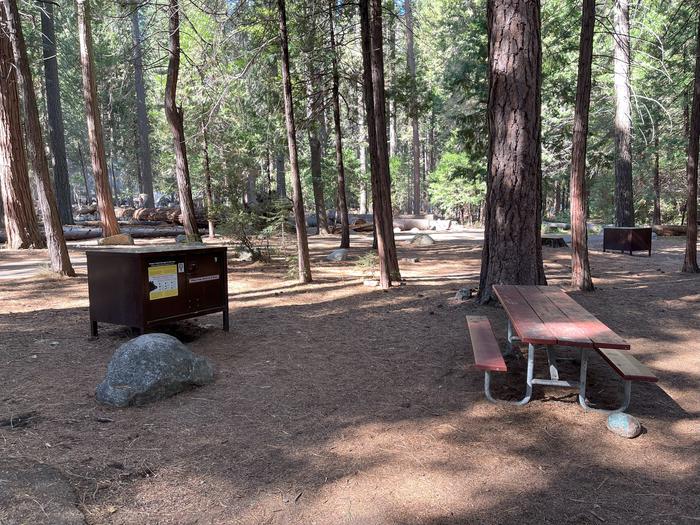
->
[492,285,630,350]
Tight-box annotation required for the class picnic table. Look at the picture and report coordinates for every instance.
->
[466,285,657,413]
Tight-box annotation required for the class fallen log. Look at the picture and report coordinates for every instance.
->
[0,224,193,243]
[652,224,686,236]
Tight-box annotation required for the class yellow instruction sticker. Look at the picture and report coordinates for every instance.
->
[148,263,178,300]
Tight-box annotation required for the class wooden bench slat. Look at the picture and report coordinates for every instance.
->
[515,286,594,348]
[466,316,507,372]
[492,286,557,345]
[536,286,630,350]
[596,348,658,382]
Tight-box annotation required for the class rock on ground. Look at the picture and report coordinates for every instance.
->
[96,333,214,407]
[410,233,436,246]
[326,249,349,262]
[0,458,85,525]
[607,412,643,438]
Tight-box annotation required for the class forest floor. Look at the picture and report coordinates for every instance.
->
[0,230,699,524]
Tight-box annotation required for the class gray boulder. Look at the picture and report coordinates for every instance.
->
[326,248,349,262]
[410,233,436,246]
[96,333,214,407]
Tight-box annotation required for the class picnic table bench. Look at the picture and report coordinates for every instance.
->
[466,285,657,413]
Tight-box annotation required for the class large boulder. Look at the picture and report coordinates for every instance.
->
[96,334,214,407]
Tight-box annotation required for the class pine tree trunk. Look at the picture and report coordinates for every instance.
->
[329,0,350,248]
[405,0,421,216]
[358,88,368,215]
[3,0,73,274]
[478,0,546,304]
[164,0,200,241]
[201,121,215,239]
[278,0,312,283]
[78,143,90,204]
[652,132,661,226]
[361,0,401,288]
[613,0,634,227]
[570,0,594,291]
[306,75,330,235]
[0,10,43,249]
[682,8,700,273]
[130,3,155,208]
[76,0,120,237]
[275,152,286,198]
[40,0,72,226]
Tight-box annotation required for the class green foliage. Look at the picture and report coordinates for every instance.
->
[355,251,379,278]
[428,152,485,219]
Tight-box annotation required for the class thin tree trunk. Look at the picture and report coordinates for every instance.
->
[164,0,199,241]
[478,0,546,304]
[278,0,312,283]
[613,0,634,226]
[78,143,90,204]
[329,0,350,248]
[130,2,155,207]
[652,132,661,226]
[405,0,421,215]
[0,9,43,249]
[200,122,215,239]
[570,0,594,291]
[682,8,700,273]
[358,88,368,214]
[3,0,74,273]
[361,0,401,288]
[275,152,286,198]
[76,0,120,237]
[39,0,72,225]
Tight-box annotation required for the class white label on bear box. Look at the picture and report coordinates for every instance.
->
[189,275,219,284]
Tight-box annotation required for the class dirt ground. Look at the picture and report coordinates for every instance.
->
[1,230,698,524]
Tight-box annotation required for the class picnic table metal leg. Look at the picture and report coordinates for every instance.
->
[484,343,534,406]
[545,346,560,380]
[578,349,632,413]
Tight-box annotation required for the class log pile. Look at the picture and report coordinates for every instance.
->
[73,205,209,227]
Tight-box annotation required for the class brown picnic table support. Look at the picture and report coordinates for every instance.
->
[466,285,657,413]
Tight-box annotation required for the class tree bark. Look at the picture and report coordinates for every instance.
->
[0,9,43,249]
[39,0,72,225]
[76,0,120,237]
[164,0,199,241]
[130,2,155,208]
[570,0,594,291]
[329,0,350,248]
[201,120,215,239]
[405,0,421,215]
[652,132,661,226]
[358,88,368,214]
[275,152,286,198]
[3,0,73,274]
[478,0,546,304]
[278,0,312,283]
[361,0,401,288]
[613,0,634,226]
[682,8,700,273]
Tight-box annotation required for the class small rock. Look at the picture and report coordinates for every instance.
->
[606,412,642,438]
[326,248,349,262]
[96,333,214,407]
[97,233,134,246]
[454,288,474,301]
[363,279,379,287]
[409,227,421,233]
[175,234,187,243]
[237,249,253,262]
[393,227,402,233]
[410,233,435,246]
[401,257,420,263]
